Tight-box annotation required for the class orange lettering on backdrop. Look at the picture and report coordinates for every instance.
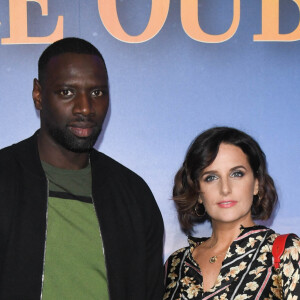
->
[1,0,63,45]
[98,0,169,43]
[181,0,240,43]
[254,0,300,41]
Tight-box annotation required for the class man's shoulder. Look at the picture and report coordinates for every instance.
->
[0,134,36,164]
[90,150,161,214]
[91,149,144,182]
[0,140,23,162]
[90,149,158,203]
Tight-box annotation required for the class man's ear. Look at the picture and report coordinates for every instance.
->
[32,78,42,111]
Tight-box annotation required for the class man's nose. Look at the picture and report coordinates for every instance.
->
[72,92,95,116]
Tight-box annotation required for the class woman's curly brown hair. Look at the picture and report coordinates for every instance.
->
[173,127,278,234]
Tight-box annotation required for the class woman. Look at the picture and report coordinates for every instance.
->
[164,127,300,300]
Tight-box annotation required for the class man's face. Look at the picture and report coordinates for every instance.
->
[33,53,109,153]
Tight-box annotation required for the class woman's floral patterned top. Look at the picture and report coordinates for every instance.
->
[164,225,300,300]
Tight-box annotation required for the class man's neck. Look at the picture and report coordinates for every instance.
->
[37,133,90,170]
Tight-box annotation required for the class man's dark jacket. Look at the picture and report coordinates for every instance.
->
[0,132,164,300]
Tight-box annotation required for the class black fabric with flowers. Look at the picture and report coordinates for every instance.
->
[164,226,300,300]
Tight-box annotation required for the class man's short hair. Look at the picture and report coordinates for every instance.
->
[38,37,107,85]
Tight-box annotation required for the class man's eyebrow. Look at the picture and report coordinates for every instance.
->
[52,82,109,87]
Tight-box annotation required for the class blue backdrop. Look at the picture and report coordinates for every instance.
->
[0,0,299,259]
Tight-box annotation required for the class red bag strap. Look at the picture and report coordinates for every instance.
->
[272,234,297,270]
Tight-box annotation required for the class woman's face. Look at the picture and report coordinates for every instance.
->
[198,143,259,227]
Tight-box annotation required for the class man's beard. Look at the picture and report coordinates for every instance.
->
[47,125,102,153]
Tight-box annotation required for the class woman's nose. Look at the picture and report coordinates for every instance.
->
[220,178,231,195]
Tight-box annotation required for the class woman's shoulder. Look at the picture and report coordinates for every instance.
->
[165,246,189,265]
[165,235,207,263]
[280,234,300,260]
[284,233,300,244]
[262,228,299,249]
[270,232,299,249]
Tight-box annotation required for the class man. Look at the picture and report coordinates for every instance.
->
[0,37,164,299]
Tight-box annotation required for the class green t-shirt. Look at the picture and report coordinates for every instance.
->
[41,161,109,299]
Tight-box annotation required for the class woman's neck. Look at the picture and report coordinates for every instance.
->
[207,219,256,251]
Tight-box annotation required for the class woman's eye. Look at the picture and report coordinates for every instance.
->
[204,175,218,182]
[231,171,244,178]
[92,89,103,97]
[59,89,73,96]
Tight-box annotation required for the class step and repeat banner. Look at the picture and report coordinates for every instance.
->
[0,0,299,258]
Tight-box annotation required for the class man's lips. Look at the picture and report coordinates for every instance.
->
[68,123,96,138]
[217,200,237,208]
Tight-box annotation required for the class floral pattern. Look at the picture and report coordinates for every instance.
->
[164,226,300,299]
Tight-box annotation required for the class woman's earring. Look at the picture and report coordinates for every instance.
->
[194,195,206,217]
[256,191,262,200]
[253,191,261,204]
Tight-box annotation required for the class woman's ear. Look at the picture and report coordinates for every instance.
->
[254,178,259,196]
[197,193,203,204]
